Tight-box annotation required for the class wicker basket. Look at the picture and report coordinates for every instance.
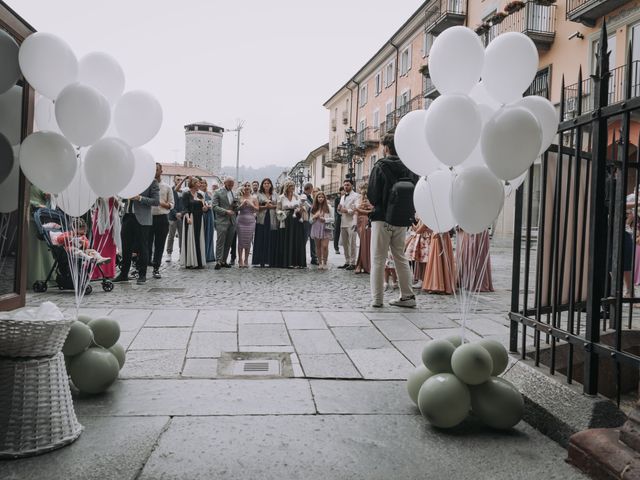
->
[0,352,83,458]
[0,317,73,358]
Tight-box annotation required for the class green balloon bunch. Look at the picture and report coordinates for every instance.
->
[62,315,125,394]
[407,336,523,429]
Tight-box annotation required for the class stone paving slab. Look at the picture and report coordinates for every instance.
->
[373,319,429,341]
[181,358,219,378]
[402,312,458,329]
[424,327,483,343]
[310,380,414,414]
[138,415,587,480]
[238,310,284,324]
[392,340,428,367]
[109,308,152,331]
[463,316,512,336]
[322,311,371,327]
[283,311,327,329]
[193,310,237,332]
[187,332,237,358]
[128,327,191,350]
[74,379,315,416]
[120,350,185,378]
[145,309,197,327]
[117,330,138,349]
[289,329,345,355]
[239,345,295,353]
[0,416,169,480]
[238,323,290,346]
[346,348,414,380]
[331,326,392,350]
[298,354,361,378]
[69,307,112,319]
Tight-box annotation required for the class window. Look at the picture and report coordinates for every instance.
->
[359,84,368,107]
[384,61,395,88]
[375,72,382,96]
[373,109,380,130]
[356,160,363,180]
[370,154,377,174]
[398,89,411,117]
[321,155,326,179]
[423,33,435,57]
[400,45,412,76]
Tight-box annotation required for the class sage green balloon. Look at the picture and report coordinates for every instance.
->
[451,342,493,385]
[417,373,471,428]
[77,314,92,324]
[68,347,120,394]
[407,365,435,406]
[478,339,509,376]
[470,377,524,429]
[62,320,93,356]
[445,335,464,348]
[108,343,126,370]
[421,339,456,373]
[88,317,120,349]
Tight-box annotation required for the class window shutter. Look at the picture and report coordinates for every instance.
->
[407,45,412,70]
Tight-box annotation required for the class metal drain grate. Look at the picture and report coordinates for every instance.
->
[232,359,280,376]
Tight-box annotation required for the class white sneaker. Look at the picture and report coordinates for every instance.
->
[371,301,383,308]
[389,295,417,308]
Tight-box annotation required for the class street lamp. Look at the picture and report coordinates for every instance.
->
[292,166,311,194]
[336,126,364,188]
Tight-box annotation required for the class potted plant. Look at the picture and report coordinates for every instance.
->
[490,12,508,24]
[534,0,556,6]
[419,64,429,75]
[504,1,525,13]
[474,22,490,35]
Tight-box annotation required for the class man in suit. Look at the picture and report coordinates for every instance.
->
[302,182,318,265]
[113,179,160,285]
[333,186,344,254]
[213,176,238,269]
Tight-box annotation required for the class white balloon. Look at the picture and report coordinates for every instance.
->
[18,32,78,100]
[0,85,22,145]
[0,145,20,213]
[469,81,502,110]
[78,52,125,105]
[56,159,97,217]
[428,26,484,95]
[0,30,20,96]
[514,96,558,155]
[55,83,111,146]
[84,137,134,197]
[451,166,505,234]
[425,94,481,167]
[481,106,542,181]
[19,131,78,194]
[35,96,61,133]
[504,171,528,198]
[395,110,442,177]
[413,170,456,233]
[482,32,538,104]
[114,91,163,147]
[118,148,156,198]
[460,104,498,169]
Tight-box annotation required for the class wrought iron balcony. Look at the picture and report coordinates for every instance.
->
[424,0,466,35]
[378,95,425,138]
[482,2,556,50]
[566,0,631,27]
[356,127,380,149]
[525,67,551,99]
[423,74,439,100]
[562,61,640,120]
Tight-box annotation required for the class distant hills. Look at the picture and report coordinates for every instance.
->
[220,164,291,183]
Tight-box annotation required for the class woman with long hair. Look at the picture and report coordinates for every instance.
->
[310,191,334,270]
[236,183,259,267]
[253,178,278,267]
[180,177,206,268]
[274,180,306,268]
[200,178,216,263]
[91,197,120,279]
[354,184,373,274]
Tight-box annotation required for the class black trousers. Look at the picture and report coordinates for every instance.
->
[148,214,169,269]
[121,213,151,278]
[303,221,317,262]
[230,231,237,261]
[333,215,342,251]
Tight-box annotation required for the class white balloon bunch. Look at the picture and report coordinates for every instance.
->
[14,32,162,216]
[396,27,558,234]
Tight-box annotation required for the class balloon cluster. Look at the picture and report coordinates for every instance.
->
[407,337,524,430]
[396,27,557,234]
[62,315,125,394]
[2,32,163,217]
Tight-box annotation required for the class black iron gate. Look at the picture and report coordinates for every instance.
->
[510,23,640,404]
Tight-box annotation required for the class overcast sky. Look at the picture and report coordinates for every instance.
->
[10,1,422,169]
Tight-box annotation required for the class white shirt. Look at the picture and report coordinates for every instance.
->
[280,194,301,210]
[339,191,360,227]
[151,182,174,216]
[226,188,234,205]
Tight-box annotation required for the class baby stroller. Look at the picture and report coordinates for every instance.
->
[32,208,114,294]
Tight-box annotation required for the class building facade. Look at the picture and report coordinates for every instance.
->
[324,0,640,234]
[184,122,224,175]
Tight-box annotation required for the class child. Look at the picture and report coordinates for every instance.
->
[384,248,397,291]
[55,218,111,265]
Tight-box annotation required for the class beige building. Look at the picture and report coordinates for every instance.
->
[324,0,640,233]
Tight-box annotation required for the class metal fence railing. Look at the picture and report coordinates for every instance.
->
[481,2,556,47]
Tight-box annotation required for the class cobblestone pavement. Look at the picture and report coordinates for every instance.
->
[3,236,587,480]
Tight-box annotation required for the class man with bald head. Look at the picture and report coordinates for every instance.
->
[212,176,238,269]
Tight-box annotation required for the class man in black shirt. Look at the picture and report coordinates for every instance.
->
[333,186,344,254]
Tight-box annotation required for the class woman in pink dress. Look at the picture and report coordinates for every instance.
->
[456,229,494,293]
[405,219,431,283]
[354,185,373,274]
[91,197,120,279]
[422,231,455,295]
